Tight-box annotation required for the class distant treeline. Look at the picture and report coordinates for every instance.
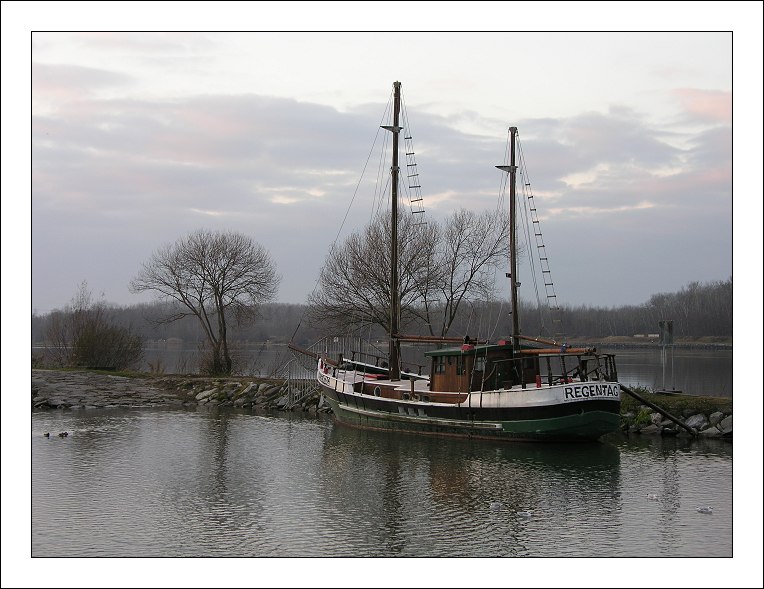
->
[530,278,732,340]
[32,278,731,346]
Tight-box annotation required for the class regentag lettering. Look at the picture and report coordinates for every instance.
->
[563,384,621,400]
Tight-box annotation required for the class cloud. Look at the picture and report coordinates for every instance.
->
[31,76,731,311]
[673,88,732,124]
[32,62,133,113]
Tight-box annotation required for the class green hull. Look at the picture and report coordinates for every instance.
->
[324,396,619,442]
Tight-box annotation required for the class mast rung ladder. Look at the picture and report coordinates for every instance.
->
[402,123,426,228]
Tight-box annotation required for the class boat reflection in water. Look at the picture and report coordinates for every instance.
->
[318,422,621,557]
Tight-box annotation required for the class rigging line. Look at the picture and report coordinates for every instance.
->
[372,123,392,223]
[471,297,486,347]
[489,297,506,341]
[400,94,429,230]
[373,174,393,220]
[496,130,512,213]
[516,137,564,339]
[495,127,514,329]
[363,322,374,364]
[462,300,475,340]
[486,265,506,341]
[328,96,393,256]
[517,162,545,316]
[516,146,548,334]
[494,131,511,290]
[488,128,516,342]
[289,93,394,343]
[497,127,550,339]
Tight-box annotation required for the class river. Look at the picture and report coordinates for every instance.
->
[16,397,763,587]
[28,405,736,563]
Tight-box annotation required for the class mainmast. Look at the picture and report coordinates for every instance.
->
[382,81,402,379]
[497,126,520,350]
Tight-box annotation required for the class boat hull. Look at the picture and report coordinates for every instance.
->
[317,378,620,442]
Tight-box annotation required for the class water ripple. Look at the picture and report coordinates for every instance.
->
[32,408,732,557]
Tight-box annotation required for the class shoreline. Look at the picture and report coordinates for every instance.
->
[568,336,732,351]
[31,368,732,439]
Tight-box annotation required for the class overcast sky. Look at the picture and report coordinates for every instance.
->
[5,8,758,318]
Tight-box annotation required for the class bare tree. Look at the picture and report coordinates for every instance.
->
[307,211,437,335]
[44,280,144,370]
[307,207,508,339]
[421,208,509,336]
[44,309,72,368]
[130,229,280,375]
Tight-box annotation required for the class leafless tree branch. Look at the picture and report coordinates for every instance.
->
[130,229,280,374]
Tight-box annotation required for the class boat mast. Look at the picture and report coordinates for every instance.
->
[382,81,402,380]
[497,126,520,350]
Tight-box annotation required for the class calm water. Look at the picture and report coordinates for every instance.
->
[32,406,732,559]
[614,347,732,396]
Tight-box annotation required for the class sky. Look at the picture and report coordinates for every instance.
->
[4,3,764,586]
[6,6,760,318]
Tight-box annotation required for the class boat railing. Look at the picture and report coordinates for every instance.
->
[284,359,321,408]
[289,335,424,373]
[285,335,379,407]
[345,349,426,376]
[536,351,619,386]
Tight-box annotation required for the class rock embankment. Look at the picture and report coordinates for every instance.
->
[620,406,732,438]
[32,369,325,413]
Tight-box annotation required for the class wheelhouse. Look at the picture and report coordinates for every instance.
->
[424,340,618,393]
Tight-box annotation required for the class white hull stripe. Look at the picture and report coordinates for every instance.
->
[331,400,503,430]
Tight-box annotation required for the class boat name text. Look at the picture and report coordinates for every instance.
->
[563,383,620,400]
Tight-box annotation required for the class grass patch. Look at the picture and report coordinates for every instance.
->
[621,388,732,416]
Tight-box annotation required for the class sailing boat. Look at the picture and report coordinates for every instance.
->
[312,81,621,442]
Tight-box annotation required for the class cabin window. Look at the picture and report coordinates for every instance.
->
[456,356,465,375]
[435,357,445,374]
[474,356,486,372]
